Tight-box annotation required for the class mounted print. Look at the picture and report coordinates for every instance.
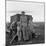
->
[6,0,45,46]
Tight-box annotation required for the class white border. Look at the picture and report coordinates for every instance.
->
[0,0,46,46]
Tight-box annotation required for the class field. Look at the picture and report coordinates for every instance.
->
[6,22,45,46]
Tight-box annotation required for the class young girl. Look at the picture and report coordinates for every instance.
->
[17,21,21,41]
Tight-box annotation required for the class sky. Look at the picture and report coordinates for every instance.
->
[6,0,44,22]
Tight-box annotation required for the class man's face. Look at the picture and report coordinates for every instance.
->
[21,11,25,15]
[22,13,25,15]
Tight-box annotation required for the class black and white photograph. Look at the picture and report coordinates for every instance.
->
[6,0,45,46]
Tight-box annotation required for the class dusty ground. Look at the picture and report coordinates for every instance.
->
[6,22,45,46]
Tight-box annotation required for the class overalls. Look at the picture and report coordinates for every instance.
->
[20,15,29,40]
[21,22,29,40]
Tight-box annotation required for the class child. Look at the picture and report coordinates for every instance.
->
[28,17,35,39]
[17,21,21,41]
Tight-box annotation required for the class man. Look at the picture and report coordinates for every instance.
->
[10,21,22,43]
[20,11,29,41]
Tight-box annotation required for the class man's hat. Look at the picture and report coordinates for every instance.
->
[21,11,25,13]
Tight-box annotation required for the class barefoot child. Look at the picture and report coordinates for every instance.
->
[17,21,21,41]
